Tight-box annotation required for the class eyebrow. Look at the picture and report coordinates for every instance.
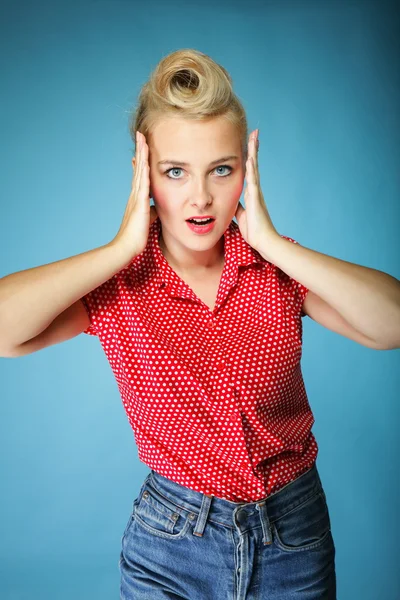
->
[157,155,239,167]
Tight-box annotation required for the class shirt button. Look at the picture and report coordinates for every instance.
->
[207,320,215,329]
[216,361,225,371]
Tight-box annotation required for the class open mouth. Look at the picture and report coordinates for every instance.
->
[186,218,215,226]
[186,218,216,234]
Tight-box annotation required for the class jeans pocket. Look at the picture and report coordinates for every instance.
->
[133,480,192,540]
[272,490,333,552]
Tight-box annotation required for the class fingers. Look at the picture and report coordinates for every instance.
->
[134,132,144,192]
[135,131,142,180]
[137,131,150,201]
[246,130,259,186]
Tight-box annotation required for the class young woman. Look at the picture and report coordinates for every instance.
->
[2,48,399,599]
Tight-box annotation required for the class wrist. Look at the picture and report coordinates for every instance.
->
[256,233,284,263]
[107,237,138,269]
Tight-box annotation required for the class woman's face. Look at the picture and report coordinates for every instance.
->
[137,116,245,261]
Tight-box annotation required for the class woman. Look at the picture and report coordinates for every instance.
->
[2,48,399,599]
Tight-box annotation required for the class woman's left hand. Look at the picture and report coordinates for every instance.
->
[235,130,280,254]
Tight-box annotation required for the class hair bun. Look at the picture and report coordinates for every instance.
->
[129,48,248,162]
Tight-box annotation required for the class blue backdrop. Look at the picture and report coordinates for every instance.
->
[1,0,399,598]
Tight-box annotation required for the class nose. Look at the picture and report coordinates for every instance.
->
[190,180,213,208]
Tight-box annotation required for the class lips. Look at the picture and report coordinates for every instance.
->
[186,219,216,233]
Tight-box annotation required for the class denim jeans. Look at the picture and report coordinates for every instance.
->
[119,462,336,599]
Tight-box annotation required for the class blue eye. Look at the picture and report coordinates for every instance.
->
[165,165,233,179]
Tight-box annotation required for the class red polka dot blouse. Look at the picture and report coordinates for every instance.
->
[80,217,317,502]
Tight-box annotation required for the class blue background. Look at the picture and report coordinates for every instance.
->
[1,0,399,598]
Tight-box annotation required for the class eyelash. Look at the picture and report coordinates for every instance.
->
[164,165,233,180]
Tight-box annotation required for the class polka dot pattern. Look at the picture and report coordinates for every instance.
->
[80,217,317,502]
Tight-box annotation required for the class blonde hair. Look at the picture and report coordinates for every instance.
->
[128,48,249,165]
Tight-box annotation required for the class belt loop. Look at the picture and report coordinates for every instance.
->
[256,500,273,545]
[192,494,213,537]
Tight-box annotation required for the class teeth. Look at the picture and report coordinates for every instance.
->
[191,218,211,224]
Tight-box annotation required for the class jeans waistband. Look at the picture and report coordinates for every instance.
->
[142,462,323,546]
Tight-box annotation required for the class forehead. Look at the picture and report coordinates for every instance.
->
[150,116,239,152]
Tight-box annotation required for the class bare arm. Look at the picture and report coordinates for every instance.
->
[0,241,131,356]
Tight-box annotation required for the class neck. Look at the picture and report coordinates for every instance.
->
[159,230,225,276]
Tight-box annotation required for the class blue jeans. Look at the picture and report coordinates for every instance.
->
[119,462,336,599]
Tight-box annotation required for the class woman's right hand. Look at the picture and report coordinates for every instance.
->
[112,131,158,260]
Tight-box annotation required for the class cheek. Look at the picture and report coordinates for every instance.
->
[151,182,170,209]
[229,179,244,206]
[234,179,244,198]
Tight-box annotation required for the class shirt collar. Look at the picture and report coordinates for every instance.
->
[149,216,268,290]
